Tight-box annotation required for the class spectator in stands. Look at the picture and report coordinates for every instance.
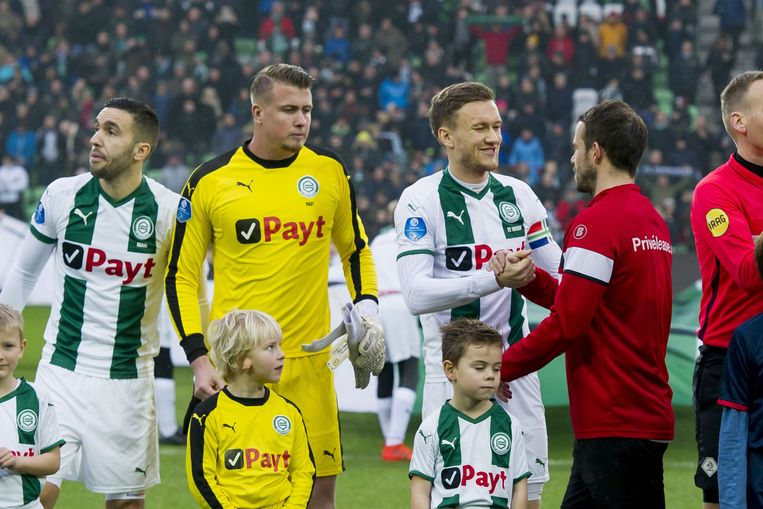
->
[0,155,28,220]
[374,17,408,70]
[670,0,699,36]
[598,11,628,59]
[572,30,599,88]
[157,152,190,195]
[714,0,747,51]
[623,65,655,114]
[546,72,573,127]
[689,115,722,173]
[4,121,35,167]
[469,5,522,89]
[509,128,545,187]
[707,34,735,99]
[324,25,352,65]
[378,68,411,111]
[546,25,574,68]
[35,114,63,186]
[669,40,702,103]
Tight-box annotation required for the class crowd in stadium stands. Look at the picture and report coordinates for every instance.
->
[0,0,761,247]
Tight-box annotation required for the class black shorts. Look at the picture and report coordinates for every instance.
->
[561,438,668,509]
[693,345,726,502]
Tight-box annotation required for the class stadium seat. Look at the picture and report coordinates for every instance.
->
[602,3,624,18]
[572,88,599,120]
[234,38,258,58]
[654,87,674,114]
[578,1,603,22]
[553,2,578,27]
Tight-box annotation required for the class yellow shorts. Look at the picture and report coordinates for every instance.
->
[269,352,343,477]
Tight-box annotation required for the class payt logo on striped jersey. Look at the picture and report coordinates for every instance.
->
[445,242,525,271]
[441,465,507,494]
[61,241,156,284]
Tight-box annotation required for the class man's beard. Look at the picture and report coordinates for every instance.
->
[457,149,497,176]
[90,148,134,180]
[574,159,597,194]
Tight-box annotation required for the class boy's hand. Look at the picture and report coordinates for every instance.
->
[0,447,19,472]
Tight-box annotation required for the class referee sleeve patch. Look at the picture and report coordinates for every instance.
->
[563,246,613,285]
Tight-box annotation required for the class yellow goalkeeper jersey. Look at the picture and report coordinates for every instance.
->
[186,387,315,509]
[165,143,377,358]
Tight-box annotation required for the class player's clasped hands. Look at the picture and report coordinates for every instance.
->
[489,249,536,289]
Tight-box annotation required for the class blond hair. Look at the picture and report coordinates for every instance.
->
[0,304,23,343]
[249,63,314,105]
[207,309,282,383]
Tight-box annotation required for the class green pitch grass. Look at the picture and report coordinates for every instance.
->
[17,306,701,508]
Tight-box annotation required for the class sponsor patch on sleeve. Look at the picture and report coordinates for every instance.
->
[34,202,45,224]
[176,197,192,223]
[705,208,729,237]
[404,217,427,241]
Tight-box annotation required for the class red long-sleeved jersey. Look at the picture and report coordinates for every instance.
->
[502,184,675,440]
[690,154,763,349]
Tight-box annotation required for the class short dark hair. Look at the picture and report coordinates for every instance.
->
[428,82,495,140]
[441,318,502,365]
[102,97,159,155]
[755,234,763,281]
[720,71,763,138]
[249,63,314,104]
[577,100,647,177]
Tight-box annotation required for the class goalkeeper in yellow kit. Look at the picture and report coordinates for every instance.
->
[166,64,383,509]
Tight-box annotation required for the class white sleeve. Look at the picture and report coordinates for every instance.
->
[394,188,501,316]
[36,394,64,453]
[0,230,55,310]
[397,253,500,315]
[509,416,531,484]
[409,417,438,481]
[520,184,562,280]
[531,238,562,281]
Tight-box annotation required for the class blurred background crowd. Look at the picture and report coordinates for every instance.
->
[0,0,761,250]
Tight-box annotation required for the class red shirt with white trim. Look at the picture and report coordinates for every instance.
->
[690,154,763,349]
[502,184,675,440]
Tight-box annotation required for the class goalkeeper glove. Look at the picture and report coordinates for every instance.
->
[302,302,385,389]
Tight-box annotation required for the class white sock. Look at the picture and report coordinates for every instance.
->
[155,378,179,437]
[386,387,416,446]
[377,397,392,443]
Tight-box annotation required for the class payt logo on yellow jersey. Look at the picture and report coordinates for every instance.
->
[705,208,729,237]
[235,216,326,246]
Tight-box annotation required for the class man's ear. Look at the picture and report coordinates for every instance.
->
[438,126,454,149]
[591,141,603,165]
[252,103,263,125]
[133,142,152,162]
[730,111,747,136]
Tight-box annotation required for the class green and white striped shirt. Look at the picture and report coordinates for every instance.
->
[0,379,64,508]
[28,174,179,379]
[409,401,530,508]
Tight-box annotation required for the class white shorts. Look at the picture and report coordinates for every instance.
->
[422,375,549,496]
[378,294,420,363]
[34,363,160,493]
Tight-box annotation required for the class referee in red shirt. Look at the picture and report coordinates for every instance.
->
[496,101,675,508]
[690,71,763,509]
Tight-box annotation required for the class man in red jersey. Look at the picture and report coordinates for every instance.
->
[494,100,675,508]
[690,70,763,509]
